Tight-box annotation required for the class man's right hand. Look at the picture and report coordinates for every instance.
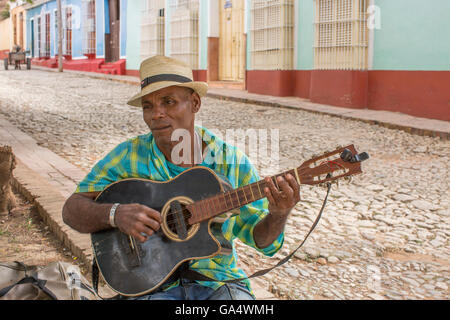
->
[114,203,162,243]
[62,192,162,241]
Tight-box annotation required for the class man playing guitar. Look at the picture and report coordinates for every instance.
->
[62,56,301,300]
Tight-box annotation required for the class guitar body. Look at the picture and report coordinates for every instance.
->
[92,167,229,297]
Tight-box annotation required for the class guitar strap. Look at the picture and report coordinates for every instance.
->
[179,181,332,286]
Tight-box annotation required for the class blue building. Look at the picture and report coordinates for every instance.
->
[26,0,128,74]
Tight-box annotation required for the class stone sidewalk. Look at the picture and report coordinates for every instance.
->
[0,113,275,300]
[33,66,450,140]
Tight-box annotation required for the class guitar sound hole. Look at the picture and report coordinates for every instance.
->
[161,197,199,242]
[166,205,192,236]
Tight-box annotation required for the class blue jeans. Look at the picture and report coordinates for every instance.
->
[131,278,255,300]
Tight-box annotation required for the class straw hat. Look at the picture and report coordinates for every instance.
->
[127,55,208,107]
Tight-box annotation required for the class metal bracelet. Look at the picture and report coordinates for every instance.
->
[109,203,120,228]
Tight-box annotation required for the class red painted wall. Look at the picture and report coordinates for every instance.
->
[125,69,140,77]
[309,70,368,109]
[0,50,9,60]
[247,70,295,96]
[294,70,311,99]
[368,71,450,121]
[32,57,126,75]
[193,70,207,82]
[207,37,219,81]
[246,69,449,120]
[246,70,368,108]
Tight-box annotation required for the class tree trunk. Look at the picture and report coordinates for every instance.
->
[0,145,16,216]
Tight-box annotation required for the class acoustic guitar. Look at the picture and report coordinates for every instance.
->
[91,145,368,296]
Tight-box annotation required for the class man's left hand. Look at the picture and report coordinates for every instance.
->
[263,174,300,219]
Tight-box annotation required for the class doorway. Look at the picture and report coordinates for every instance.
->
[219,0,245,82]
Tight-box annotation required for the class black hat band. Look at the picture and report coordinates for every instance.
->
[140,74,192,89]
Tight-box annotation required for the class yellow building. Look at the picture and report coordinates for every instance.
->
[0,17,10,59]
[10,1,29,52]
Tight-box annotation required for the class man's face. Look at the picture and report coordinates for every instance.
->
[141,86,200,149]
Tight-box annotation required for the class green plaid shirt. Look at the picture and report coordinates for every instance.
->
[76,126,284,294]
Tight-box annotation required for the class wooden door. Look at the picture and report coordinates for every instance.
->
[219,0,245,81]
[65,7,73,56]
[106,0,120,62]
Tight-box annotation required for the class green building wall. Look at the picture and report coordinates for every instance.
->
[125,0,142,71]
[199,0,208,70]
[246,0,252,70]
[293,0,450,71]
[164,0,171,57]
[296,0,314,70]
[372,0,450,71]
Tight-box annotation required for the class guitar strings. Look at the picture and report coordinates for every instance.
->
[163,173,314,225]
[159,161,344,226]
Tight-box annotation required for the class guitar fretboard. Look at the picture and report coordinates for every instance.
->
[186,145,362,225]
[187,168,300,224]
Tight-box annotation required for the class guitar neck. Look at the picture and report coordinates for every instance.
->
[187,144,364,225]
[187,168,300,225]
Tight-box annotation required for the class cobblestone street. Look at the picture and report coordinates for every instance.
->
[1,69,449,300]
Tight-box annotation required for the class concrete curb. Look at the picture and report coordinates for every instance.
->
[32,66,450,140]
[11,159,93,267]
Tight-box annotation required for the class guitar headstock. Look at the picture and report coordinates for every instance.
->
[297,145,369,186]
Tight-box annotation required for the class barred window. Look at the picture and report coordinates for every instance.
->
[36,17,41,57]
[54,10,58,55]
[169,0,199,69]
[250,0,294,70]
[82,0,96,55]
[140,0,165,61]
[39,14,46,57]
[63,6,72,56]
[44,13,51,57]
[314,0,369,70]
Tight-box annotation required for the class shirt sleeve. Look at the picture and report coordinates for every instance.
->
[75,141,131,193]
[222,148,284,257]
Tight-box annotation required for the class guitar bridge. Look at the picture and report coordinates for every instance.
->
[121,234,143,268]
